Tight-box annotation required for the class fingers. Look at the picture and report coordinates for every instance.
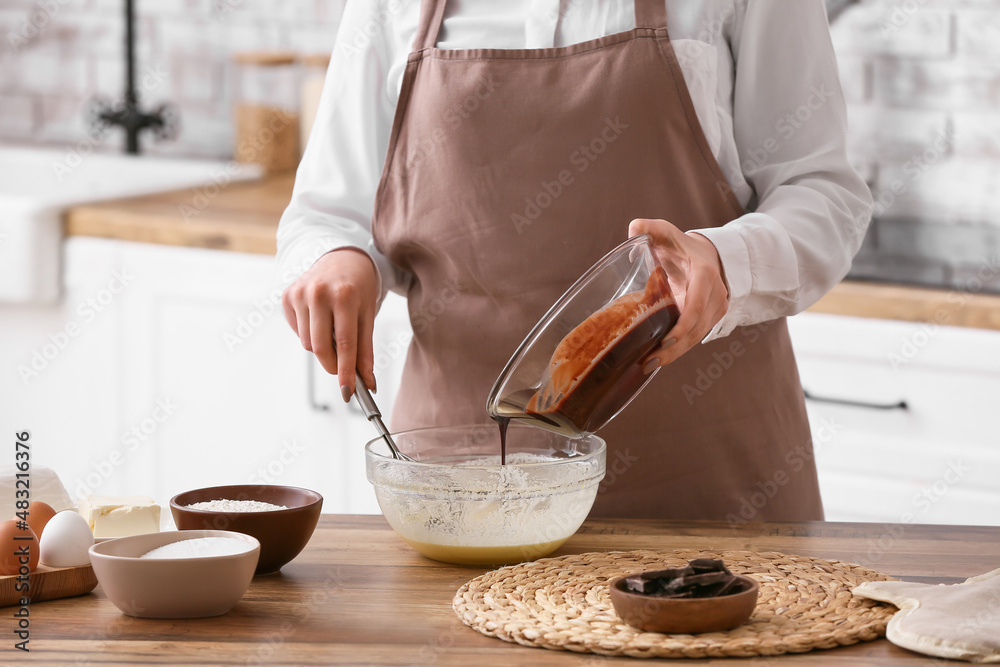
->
[629,219,729,369]
[646,275,727,367]
[281,285,314,352]
[628,218,687,288]
[356,306,377,394]
[629,218,682,250]
[280,250,380,401]
[331,284,360,401]
[281,290,299,334]
[308,288,338,375]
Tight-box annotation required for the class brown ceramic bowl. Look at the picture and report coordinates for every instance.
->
[89,529,259,618]
[608,573,759,634]
[169,485,322,575]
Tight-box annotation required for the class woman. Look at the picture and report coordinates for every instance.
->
[277,0,873,521]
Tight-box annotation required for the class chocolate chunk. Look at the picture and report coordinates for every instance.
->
[678,571,728,587]
[689,558,730,574]
[624,575,659,595]
[713,576,742,597]
[620,559,744,599]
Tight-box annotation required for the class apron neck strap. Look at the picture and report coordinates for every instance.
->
[414,0,448,51]
[415,1,666,51]
[634,0,668,29]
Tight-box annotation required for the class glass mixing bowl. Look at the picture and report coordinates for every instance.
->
[487,234,678,436]
[365,423,606,565]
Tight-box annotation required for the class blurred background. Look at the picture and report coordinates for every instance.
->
[0,0,997,526]
[0,0,344,157]
[831,0,1000,291]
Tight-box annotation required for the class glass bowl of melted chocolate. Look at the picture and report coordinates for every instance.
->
[487,234,678,437]
[609,559,760,634]
[365,423,605,566]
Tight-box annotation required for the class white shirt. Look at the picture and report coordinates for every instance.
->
[277,0,873,340]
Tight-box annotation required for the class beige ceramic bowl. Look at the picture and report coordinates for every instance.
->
[89,530,259,618]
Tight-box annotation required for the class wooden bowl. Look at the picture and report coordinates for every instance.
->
[608,573,759,634]
[89,530,259,618]
[169,485,322,575]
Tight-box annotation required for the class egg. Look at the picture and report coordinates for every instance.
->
[0,519,39,575]
[39,511,94,568]
[26,501,56,540]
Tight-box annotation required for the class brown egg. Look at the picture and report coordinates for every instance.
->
[0,520,39,576]
[26,501,56,540]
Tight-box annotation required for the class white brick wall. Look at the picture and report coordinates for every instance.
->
[832,0,1000,232]
[954,111,1000,160]
[836,1,1000,292]
[0,0,345,158]
[832,4,952,57]
[2,0,997,238]
[0,93,37,135]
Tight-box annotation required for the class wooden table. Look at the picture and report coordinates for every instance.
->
[12,515,999,665]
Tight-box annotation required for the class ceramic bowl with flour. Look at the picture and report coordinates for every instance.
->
[169,484,322,574]
[365,423,606,565]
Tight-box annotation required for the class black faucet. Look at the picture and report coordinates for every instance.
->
[89,0,176,154]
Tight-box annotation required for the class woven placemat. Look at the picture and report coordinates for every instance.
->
[453,549,897,659]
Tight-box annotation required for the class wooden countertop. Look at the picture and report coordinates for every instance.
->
[807,279,1000,330]
[65,174,1000,331]
[65,171,295,255]
[17,515,1000,665]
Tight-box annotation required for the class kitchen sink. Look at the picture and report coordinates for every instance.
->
[0,144,260,304]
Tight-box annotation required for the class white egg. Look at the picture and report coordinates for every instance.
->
[40,510,94,567]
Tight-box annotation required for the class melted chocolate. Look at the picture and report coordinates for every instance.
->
[493,266,678,462]
[494,303,678,436]
[532,301,678,432]
[494,415,510,466]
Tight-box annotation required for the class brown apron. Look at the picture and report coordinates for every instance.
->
[372,0,824,522]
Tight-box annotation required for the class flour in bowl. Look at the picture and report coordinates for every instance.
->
[185,499,287,512]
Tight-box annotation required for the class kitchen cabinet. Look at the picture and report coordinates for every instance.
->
[788,311,1000,525]
[0,237,412,513]
[1,238,124,494]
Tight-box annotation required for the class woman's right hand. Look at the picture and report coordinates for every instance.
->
[281,248,379,402]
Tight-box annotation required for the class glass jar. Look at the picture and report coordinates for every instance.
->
[298,52,331,157]
[232,51,300,172]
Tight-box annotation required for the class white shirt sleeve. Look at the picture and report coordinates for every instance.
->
[274,0,412,304]
[692,0,873,340]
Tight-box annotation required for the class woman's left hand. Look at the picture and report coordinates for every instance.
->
[628,218,729,369]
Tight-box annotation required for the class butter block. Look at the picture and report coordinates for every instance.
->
[77,495,160,538]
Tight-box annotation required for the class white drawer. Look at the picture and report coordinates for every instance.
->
[789,312,1000,526]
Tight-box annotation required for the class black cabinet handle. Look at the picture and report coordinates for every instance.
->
[803,389,909,411]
